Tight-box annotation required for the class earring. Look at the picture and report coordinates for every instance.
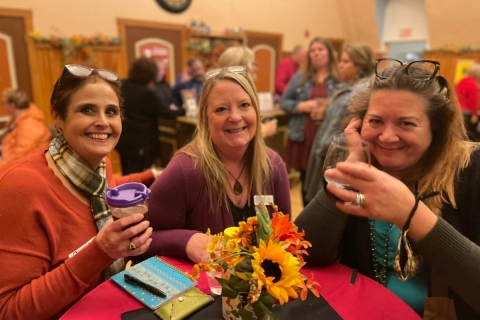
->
[56,126,63,137]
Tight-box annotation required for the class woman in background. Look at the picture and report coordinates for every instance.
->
[304,43,375,203]
[143,67,291,264]
[218,45,277,138]
[0,88,51,172]
[280,37,343,206]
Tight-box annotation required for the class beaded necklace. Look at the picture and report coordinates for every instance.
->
[368,219,393,286]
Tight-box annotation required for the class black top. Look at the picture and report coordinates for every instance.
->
[115,79,185,163]
[295,149,480,318]
[228,198,255,225]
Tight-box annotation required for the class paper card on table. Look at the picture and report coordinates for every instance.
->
[111,256,197,310]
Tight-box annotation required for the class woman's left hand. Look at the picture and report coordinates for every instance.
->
[325,161,416,229]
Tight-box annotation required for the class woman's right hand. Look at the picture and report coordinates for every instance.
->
[95,214,152,259]
[186,233,209,263]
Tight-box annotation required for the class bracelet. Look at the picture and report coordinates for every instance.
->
[393,182,439,281]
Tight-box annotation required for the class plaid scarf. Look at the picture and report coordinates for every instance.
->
[48,135,111,231]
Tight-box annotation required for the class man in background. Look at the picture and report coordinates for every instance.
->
[274,45,306,96]
[172,57,206,106]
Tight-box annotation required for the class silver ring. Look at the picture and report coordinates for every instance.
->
[129,242,136,251]
[355,192,365,206]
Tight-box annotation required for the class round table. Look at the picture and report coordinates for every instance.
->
[61,256,421,320]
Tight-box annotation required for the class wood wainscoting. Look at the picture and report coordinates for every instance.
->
[29,44,123,124]
[424,51,480,86]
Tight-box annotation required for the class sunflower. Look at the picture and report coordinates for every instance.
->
[251,239,303,304]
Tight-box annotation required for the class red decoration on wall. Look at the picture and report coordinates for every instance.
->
[399,28,412,39]
[304,29,310,38]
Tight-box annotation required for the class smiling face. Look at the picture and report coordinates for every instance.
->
[207,80,257,156]
[338,51,360,83]
[309,41,329,70]
[54,80,121,169]
[360,90,432,178]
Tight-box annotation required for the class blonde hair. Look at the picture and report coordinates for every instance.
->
[345,64,480,214]
[466,63,480,81]
[179,70,272,212]
[218,46,256,74]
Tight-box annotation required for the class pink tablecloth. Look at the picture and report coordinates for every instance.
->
[61,257,421,320]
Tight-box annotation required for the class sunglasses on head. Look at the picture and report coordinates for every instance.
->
[50,64,119,105]
[375,58,440,81]
[375,58,449,95]
[205,66,248,80]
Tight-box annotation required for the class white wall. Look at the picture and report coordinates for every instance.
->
[0,0,344,51]
[382,0,429,43]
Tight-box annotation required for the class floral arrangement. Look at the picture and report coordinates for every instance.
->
[189,203,320,320]
[28,32,121,63]
[28,32,121,47]
[426,45,480,53]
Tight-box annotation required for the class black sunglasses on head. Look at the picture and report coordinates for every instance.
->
[50,64,118,105]
[375,58,440,81]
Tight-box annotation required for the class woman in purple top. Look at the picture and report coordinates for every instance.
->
[144,67,291,263]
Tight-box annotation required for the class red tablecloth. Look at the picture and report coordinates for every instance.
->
[61,257,421,320]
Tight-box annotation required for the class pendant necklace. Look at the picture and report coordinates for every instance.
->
[226,164,246,195]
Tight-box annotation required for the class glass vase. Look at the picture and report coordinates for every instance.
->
[222,295,274,320]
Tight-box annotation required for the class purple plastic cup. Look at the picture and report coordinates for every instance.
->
[106,182,151,234]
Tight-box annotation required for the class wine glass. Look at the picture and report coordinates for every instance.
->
[323,133,371,194]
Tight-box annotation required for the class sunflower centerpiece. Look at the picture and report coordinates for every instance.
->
[189,203,320,320]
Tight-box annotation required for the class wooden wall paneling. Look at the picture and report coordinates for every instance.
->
[31,44,63,124]
[252,45,275,92]
[92,46,123,75]
[245,31,283,66]
[117,18,187,80]
[328,38,344,59]
[423,51,480,86]
[245,30,283,93]
[0,8,34,117]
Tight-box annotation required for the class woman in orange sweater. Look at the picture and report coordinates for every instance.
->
[0,65,153,320]
[0,89,51,172]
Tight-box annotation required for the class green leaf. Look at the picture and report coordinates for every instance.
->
[255,204,273,245]
[252,291,276,319]
[238,307,256,320]
[217,275,251,299]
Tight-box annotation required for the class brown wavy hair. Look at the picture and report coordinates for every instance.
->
[345,63,480,213]
[301,37,341,85]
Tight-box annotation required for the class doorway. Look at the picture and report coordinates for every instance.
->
[0,8,33,118]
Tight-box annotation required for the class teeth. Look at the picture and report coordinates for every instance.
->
[88,134,108,140]
[227,127,244,133]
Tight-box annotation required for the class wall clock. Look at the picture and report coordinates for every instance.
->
[155,0,192,13]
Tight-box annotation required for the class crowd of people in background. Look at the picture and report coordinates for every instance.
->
[1,37,480,320]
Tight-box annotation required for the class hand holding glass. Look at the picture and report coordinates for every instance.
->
[323,133,371,197]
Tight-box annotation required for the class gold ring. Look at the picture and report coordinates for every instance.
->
[355,192,365,206]
[129,242,136,251]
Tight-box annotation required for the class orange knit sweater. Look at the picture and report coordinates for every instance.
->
[0,103,51,172]
[0,148,154,320]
